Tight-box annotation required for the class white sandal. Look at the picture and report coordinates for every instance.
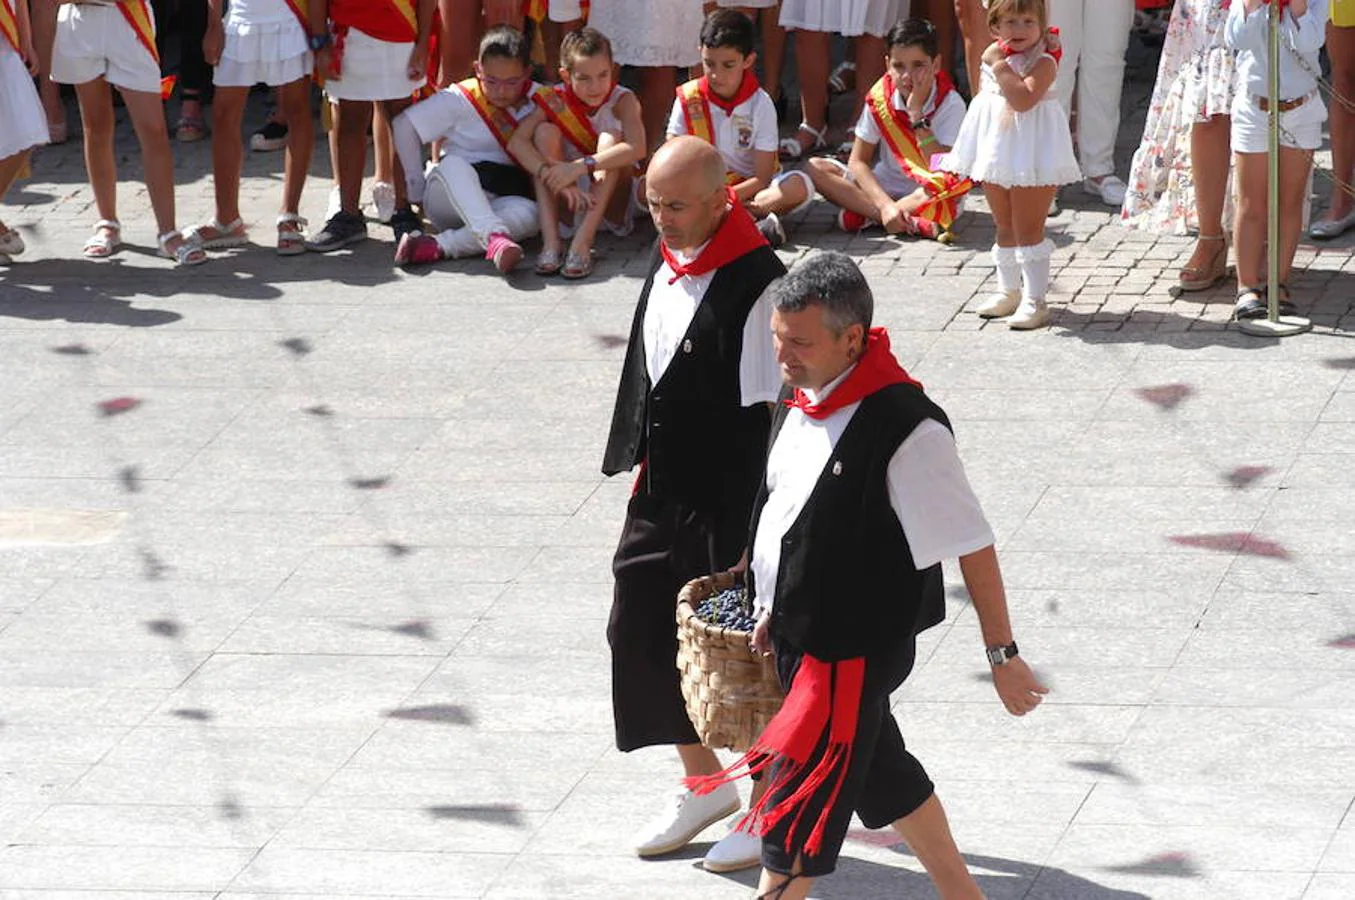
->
[276,213,308,256]
[187,217,248,250]
[82,219,121,259]
[779,122,828,161]
[0,227,24,257]
[158,229,208,267]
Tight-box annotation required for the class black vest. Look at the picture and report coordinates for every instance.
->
[601,241,786,519]
[749,382,952,662]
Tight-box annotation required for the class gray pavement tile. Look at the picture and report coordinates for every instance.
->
[308,765,584,812]
[898,662,1169,707]
[513,545,615,585]
[1074,784,1353,829]
[258,580,506,619]
[0,650,208,689]
[228,847,510,897]
[268,805,547,854]
[0,727,130,766]
[887,700,1143,746]
[288,544,538,584]
[396,448,604,484]
[994,551,1233,593]
[147,478,364,514]
[1319,827,1355,872]
[1198,589,1355,633]
[0,577,54,613]
[1306,875,1355,899]
[934,621,1189,670]
[1177,628,1355,671]
[347,728,610,775]
[0,687,170,727]
[454,613,607,660]
[0,893,215,900]
[1048,823,1332,874]
[972,588,1211,630]
[180,653,438,695]
[0,845,254,892]
[214,614,474,657]
[15,802,295,848]
[1151,667,1355,709]
[1027,868,1309,900]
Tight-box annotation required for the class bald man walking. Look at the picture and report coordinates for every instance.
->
[602,136,786,872]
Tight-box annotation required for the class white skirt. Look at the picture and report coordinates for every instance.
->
[939,93,1082,188]
[0,42,48,159]
[215,18,312,87]
[323,27,421,101]
[585,0,703,67]
[779,0,906,37]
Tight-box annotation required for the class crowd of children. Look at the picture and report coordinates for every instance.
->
[0,0,1333,329]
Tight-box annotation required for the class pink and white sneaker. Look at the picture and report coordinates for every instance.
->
[485,232,522,274]
[395,233,443,267]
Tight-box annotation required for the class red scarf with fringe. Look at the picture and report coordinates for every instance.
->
[659,188,768,285]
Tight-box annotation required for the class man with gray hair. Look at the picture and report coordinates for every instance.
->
[685,251,1047,899]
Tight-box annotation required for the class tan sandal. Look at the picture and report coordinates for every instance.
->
[1178,234,1228,292]
[276,213,307,256]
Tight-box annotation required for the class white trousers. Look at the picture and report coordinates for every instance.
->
[1047,0,1134,179]
[423,155,539,257]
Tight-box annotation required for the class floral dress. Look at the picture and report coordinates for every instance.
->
[1121,0,1236,234]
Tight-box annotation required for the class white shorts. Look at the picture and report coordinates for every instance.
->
[1231,91,1327,153]
[324,27,421,102]
[50,2,161,94]
[214,18,312,88]
[771,169,816,216]
[549,0,584,21]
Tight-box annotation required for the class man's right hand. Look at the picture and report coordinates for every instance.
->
[750,612,772,657]
[879,203,907,234]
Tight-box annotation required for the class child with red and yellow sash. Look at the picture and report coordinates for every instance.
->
[391,25,547,273]
[802,18,970,242]
[195,0,317,255]
[307,0,437,253]
[49,0,206,265]
[0,0,48,266]
[506,26,644,278]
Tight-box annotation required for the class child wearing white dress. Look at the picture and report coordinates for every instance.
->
[0,0,49,265]
[196,0,315,255]
[1225,0,1328,321]
[940,0,1080,330]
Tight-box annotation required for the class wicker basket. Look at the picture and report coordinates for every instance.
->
[675,571,783,752]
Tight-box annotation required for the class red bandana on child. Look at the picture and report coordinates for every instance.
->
[658,187,768,285]
[700,69,761,115]
[1000,26,1062,62]
[787,329,923,419]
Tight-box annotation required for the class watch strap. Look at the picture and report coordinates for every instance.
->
[986,640,1019,666]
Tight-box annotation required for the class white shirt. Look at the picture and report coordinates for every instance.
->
[643,238,781,407]
[751,367,995,617]
[401,83,541,167]
[665,86,779,179]
[852,82,967,197]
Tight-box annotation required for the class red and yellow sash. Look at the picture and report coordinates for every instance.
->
[677,76,778,186]
[867,73,972,232]
[0,0,20,55]
[457,77,547,163]
[117,0,159,65]
[533,84,602,155]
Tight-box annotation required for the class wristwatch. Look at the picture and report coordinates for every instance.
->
[985,641,1019,666]
[581,155,598,175]
[910,114,932,130]
[308,32,333,53]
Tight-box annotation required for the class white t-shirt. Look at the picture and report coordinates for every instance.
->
[644,238,781,407]
[852,82,967,198]
[751,367,995,617]
[401,83,542,167]
[666,85,779,179]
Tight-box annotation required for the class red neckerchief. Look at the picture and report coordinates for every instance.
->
[787,329,922,419]
[700,69,761,116]
[560,81,612,118]
[999,26,1062,62]
[658,187,768,285]
[686,654,866,857]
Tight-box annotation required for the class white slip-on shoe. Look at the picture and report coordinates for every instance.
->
[635,784,740,858]
[703,822,762,873]
[1009,296,1051,330]
[976,289,1021,319]
[1084,175,1127,207]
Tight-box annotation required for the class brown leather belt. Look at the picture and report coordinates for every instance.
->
[1256,94,1308,113]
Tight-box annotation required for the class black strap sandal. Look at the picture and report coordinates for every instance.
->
[1275,283,1298,317]
[1233,287,1268,321]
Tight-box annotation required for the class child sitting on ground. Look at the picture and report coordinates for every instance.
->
[0,0,48,266]
[789,18,971,242]
[50,0,205,265]
[506,26,646,279]
[392,25,550,273]
[1225,0,1328,320]
[665,9,790,244]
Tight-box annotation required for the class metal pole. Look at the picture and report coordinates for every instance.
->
[1266,0,1281,322]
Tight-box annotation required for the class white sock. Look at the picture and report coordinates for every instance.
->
[1014,239,1054,301]
[992,245,1021,294]
[434,227,483,259]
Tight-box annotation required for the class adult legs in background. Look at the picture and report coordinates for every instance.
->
[919,0,958,85]
[31,0,67,140]
[639,66,679,155]
[1314,21,1355,232]
[788,29,830,154]
[176,0,212,142]
[1180,114,1231,287]
[1069,0,1132,200]
[954,0,988,98]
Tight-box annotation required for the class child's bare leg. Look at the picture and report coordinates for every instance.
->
[373,101,396,184]
[380,97,415,208]
[1278,146,1312,286]
[75,80,118,220]
[1232,152,1266,288]
[0,150,30,233]
[534,122,566,253]
[33,0,65,132]
[334,99,373,215]
[1009,185,1054,246]
[984,183,1016,246]
[120,86,184,243]
[890,794,983,900]
[209,86,250,226]
[571,169,620,257]
[749,173,809,218]
[808,157,878,220]
[755,859,814,900]
[279,77,314,215]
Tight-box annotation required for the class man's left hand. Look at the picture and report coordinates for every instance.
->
[991,657,1048,716]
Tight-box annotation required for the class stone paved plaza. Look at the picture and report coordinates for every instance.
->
[2,52,1355,898]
